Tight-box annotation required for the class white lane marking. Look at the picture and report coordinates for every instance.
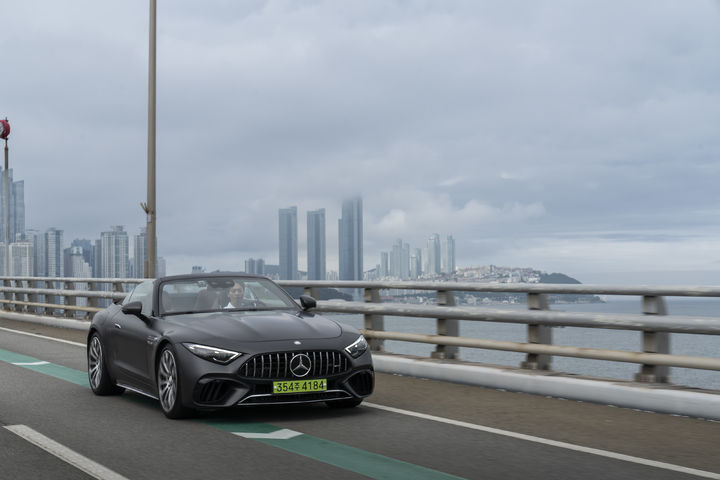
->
[364,402,720,479]
[5,425,131,480]
[12,361,50,366]
[0,326,85,347]
[233,429,303,440]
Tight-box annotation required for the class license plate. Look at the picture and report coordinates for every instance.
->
[273,379,327,394]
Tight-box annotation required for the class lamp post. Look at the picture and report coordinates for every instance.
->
[143,0,157,278]
[0,118,10,277]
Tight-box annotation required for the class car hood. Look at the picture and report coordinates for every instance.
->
[164,310,343,343]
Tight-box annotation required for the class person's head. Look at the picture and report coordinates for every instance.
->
[228,281,245,306]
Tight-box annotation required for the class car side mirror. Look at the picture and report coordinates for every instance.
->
[299,295,317,311]
[121,301,143,316]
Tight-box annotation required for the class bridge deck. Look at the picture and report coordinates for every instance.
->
[1,317,719,479]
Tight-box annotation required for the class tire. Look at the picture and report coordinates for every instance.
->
[326,398,363,409]
[157,345,192,419]
[87,333,124,396]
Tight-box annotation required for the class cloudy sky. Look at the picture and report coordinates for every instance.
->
[2,1,720,283]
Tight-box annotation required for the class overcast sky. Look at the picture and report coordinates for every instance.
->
[2,1,720,283]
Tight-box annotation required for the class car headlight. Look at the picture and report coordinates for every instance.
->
[183,343,241,365]
[344,335,368,358]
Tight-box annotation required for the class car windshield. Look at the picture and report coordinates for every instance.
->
[159,276,299,316]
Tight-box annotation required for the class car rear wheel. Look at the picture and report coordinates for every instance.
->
[326,398,363,409]
[157,345,191,419]
[88,333,124,395]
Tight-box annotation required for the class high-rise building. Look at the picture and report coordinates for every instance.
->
[426,233,441,276]
[45,228,64,277]
[70,239,94,272]
[410,248,422,279]
[93,239,102,278]
[9,241,33,276]
[157,257,167,277]
[278,206,298,280]
[307,208,326,280]
[0,169,25,244]
[101,226,129,278]
[339,197,363,281]
[134,228,146,278]
[244,258,266,275]
[191,265,204,274]
[25,229,45,277]
[69,246,91,278]
[379,252,389,278]
[442,235,456,274]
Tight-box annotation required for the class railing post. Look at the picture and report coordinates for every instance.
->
[2,277,10,311]
[37,279,47,314]
[303,286,321,299]
[521,293,552,370]
[635,295,670,383]
[63,281,76,318]
[87,281,100,318]
[431,290,459,360]
[363,287,384,352]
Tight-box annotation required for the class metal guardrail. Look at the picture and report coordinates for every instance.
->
[278,280,720,384]
[1,276,720,385]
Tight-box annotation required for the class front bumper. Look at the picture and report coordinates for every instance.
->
[174,345,374,409]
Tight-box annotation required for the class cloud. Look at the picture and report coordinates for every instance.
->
[1,1,719,280]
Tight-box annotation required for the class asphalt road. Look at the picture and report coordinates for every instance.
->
[1,319,719,480]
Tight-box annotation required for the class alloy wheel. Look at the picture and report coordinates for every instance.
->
[88,336,103,390]
[158,349,178,412]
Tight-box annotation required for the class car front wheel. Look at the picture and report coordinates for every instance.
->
[87,333,124,395]
[157,345,191,419]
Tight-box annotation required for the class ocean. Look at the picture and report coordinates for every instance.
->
[327,297,720,390]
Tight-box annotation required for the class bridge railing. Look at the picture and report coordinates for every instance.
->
[278,280,720,384]
[2,276,720,385]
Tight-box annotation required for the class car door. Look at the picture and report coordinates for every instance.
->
[112,281,157,392]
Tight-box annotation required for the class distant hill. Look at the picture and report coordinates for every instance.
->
[539,273,581,284]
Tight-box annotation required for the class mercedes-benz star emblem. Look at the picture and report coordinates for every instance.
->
[289,354,312,378]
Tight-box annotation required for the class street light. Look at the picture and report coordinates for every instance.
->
[1,118,10,277]
[142,0,157,278]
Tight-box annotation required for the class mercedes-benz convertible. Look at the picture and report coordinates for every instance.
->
[86,273,374,418]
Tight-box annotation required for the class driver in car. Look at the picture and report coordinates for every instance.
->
[226,281,247,308]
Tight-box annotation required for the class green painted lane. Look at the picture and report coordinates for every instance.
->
[208,421,464,480]
[0,347,466,480]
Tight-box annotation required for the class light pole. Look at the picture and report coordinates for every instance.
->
[142,0,157,278]
[1,118,10,277]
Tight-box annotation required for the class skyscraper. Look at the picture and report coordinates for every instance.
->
[0,169,25,243]
[307,208,326,280]
[69,246,91,278]
[278,206,298,280]
[101,226,129,278]
[134,228,146,278]
[45,228,64,277]
[9,241,33,276]
[25,229,45,277]
[410,248,422,279]
[338,197,363,281]
[442,235,456,274]
[426,233,441,276]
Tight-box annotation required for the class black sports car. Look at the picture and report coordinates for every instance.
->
[87,273,374,418]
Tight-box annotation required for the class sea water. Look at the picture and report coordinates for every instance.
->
[327,297,720,390]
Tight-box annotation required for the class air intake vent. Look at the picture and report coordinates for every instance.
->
[347,371,374,396]
[239,351,350,379]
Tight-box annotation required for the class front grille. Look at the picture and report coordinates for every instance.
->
[239,351,350,379]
